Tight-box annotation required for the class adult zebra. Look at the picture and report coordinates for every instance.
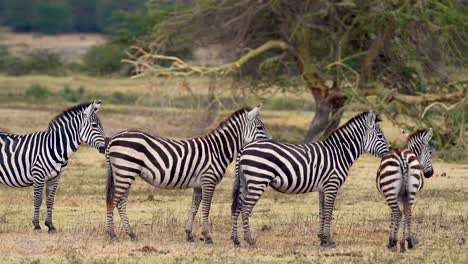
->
[230,111,390,248]
[105,105,271,243]
[0,101,106,233]
[376,128,433,252]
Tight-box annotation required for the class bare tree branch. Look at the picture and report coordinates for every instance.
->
[123,41,289,78]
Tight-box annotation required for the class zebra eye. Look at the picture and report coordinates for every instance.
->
[91,123,99,128]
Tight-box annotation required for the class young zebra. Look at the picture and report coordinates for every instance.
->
[231,111,390,248]
[376,128,433,252]
[105,105,271,243]
[0,101,106,233]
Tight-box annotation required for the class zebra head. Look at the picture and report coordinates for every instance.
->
[403,128,434,178]
[363,111,390,158]
[81,100,106,154]
[241,104,271,146]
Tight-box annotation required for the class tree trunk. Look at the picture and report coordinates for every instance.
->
[293,29,347,143]
[303,79,347,142]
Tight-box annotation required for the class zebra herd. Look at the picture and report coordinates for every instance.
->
[0,101,434,252]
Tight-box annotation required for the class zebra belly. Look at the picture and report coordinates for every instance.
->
[139,160,203,190]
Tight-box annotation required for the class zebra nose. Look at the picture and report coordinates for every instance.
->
[98,146,105,154]
[424,169,433,178]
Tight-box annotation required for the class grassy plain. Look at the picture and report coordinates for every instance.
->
[0,75,466,263]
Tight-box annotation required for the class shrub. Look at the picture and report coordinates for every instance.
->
[24,83,53,99]
[59,86,86,102]
[23,49,64,75]
[83,43,126,75]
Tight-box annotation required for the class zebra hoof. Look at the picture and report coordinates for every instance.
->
[231,237,241,247]
[129,233,138,241]
[204,238,214,245]
[107,231,117,241]
[187,236,195,243]
[48,228,57,234]
[320,240,336,248]
[248,242,257,249]
[400,242,406,253]
[33,227,41,234]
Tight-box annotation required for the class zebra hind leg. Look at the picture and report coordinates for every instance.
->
[117,192,137,241]
[230,206,241,247]
[403,201,414,250]
[32,176,45,233]
[185,188,202,242]
[106,202,117,241]
[45,176,60,234]
[384,192,401,252]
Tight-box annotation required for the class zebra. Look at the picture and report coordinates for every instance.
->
[0,101,106,233]
[230,111,391,248]
[105,105,271,243]
[376,128,433,252]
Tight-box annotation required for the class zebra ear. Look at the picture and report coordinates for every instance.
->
[247,105,260,120]
[83,104,93,117]
[400,129,410,139]
[93,100,101,113]
[425,128,433,141]
[366,111,376,128]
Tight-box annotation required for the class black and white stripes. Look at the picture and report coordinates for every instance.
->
[0,101,106,232]
[105,106,271,243]
[230,111,391,247]
[376,128,433,252]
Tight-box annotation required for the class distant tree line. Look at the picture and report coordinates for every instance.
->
[0,0,147,34]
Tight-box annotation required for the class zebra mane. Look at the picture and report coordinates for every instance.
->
[208,107,252,134]
[47,102,92,130]
[406,129,428,143]
[328,111,382,138]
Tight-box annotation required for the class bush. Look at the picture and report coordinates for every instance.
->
[83,43,126,75]
[24,84,53,99]
[59,86,86,102]
[23,49,65,75]
[0,47,65,75]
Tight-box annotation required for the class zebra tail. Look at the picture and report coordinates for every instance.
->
[231,152,242,214]
[105,141,114,208]
[400,157,410,204]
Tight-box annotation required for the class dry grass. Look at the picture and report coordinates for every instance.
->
[0,102,466,263]
[0,32,106,62]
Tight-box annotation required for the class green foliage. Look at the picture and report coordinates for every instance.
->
[0,0,147,33]
[59,86,85,102]
[25,84,53,99]
[83,43,126,75]
[0,46,65,75]
[34,0,73,34]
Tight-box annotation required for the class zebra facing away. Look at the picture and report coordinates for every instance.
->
[230,111,391,248]
[0,101,106,233]
[376,128,433,252]
[105,105,271,243]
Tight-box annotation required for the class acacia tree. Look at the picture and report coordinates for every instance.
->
[126,0,467,154]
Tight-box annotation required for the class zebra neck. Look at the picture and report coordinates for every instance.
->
[206,127,238,165]
[406,141,421,157]
[48,118,81,161]
[324,125,364,167]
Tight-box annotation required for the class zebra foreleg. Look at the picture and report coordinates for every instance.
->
[317,191,325,241]
[185,187,202,242]
[320,188,338,248]
[32,175,46,233]
[44,175,60,234]
[200,180,216,244]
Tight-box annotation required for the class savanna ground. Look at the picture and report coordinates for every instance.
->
[0,75,466,264]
